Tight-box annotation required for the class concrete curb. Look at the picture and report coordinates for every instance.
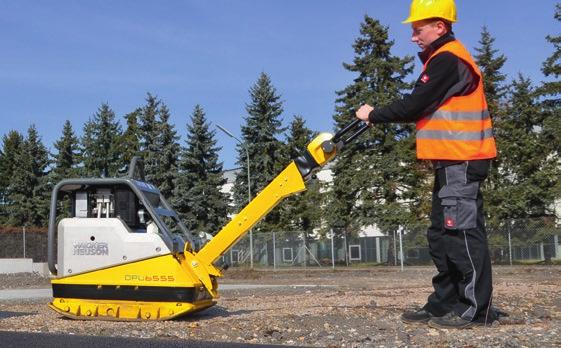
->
[0,259,50,277]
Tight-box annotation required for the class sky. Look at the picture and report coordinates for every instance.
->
[0,1,558,169]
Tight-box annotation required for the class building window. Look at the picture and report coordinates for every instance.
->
[230,249,240,263]
[407,248,420,259]
[349,244,361,261]
[282,248,293,263]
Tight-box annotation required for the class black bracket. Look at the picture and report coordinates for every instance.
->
[294,119,370,181]
[321,119,370,153]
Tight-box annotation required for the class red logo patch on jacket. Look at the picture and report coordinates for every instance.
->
[445,217,455,228]
[421,74,430,83]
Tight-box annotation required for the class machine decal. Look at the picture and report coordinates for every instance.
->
[73,242,109,256]
[124,275,175,282]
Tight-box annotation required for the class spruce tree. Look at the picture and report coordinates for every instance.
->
[173,105,228,236]
[473,26,508,229]
[7,125,50,226]
[120,108,142,169]
[492,75,557,223]
[539,4,561,198]
[474,26,507,117]
[138,93,161,183]
[279,116,323,237]
[0,131,24,224]
[540,3,561,107]
[233,72,287,231]
[50,120,80,221]
[326,16,425,258]
[153,103,180,198]
[80,103,122,177]
[52,120,80,180]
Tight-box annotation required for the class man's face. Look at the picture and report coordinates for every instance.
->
[411,20,445,51]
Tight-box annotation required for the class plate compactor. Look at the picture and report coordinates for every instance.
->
[47,120,369,321]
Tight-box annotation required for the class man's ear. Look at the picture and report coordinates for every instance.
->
[436,20,449,35]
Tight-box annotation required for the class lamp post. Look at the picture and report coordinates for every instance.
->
[216,124,253,269]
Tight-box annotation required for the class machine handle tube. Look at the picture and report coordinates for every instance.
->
[332,119,362,143]
[343,122,370,145]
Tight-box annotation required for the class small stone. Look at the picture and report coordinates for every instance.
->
[377,321,392,331]
[531,306,551,319]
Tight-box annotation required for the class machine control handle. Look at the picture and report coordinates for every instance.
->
[322,119,370,153]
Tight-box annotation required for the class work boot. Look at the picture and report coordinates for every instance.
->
[401,308,436,323]
[428,312,476,329]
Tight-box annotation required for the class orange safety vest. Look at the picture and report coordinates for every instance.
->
[416,40,497,160]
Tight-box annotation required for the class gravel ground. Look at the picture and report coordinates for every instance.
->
[0,266,559,347]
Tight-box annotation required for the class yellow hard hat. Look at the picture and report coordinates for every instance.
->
[402,0,457,24]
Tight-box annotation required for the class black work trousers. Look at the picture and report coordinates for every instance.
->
[423,160,493,322]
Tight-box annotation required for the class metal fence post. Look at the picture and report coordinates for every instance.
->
[331,230,335,270]
[398,227,404,271]
[555,234,559,259]
[343,230,349,267]
[508,224,513,266]
[301,234,305,269]
[393,230,397,266]
[23,225,26,259]
[273,232,276,270]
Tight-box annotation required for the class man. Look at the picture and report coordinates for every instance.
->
[355,0,497,329]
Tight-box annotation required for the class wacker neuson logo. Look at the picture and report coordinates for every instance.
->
[73,242,109,256]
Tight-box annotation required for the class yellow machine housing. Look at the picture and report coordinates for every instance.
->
[47,120,368,320]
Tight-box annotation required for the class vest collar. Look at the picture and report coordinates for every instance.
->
[418,32,456,64]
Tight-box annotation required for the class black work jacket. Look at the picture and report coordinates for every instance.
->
[368,32,479,124]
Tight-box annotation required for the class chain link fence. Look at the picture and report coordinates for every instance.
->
[0,227,48,262]
[219,218,561,268]
[1,218,559,267]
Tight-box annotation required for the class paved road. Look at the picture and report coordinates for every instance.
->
[0,330,293,348]
[0,288,52,300]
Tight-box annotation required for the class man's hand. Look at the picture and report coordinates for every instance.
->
[355,104,374,124]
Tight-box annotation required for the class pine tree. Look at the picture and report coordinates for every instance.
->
[7,125,50,226]
[138,93,161,183]
[326,16,425,258]
[233,72,287,231]
[0,131,24,224]
[279,116,323,236]
[52,120,80,180]
[152,103,180,198]
[173,105,228,236]
[120,108,142,169]
[80,103,123,177]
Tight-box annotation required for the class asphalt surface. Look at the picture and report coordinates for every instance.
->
[0,330,294,348]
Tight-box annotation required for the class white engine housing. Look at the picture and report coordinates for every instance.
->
[57,218,171,276]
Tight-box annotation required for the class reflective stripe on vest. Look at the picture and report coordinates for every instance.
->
[417,128,494,141]
[416,40,497,160]
[426,109,490,121]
